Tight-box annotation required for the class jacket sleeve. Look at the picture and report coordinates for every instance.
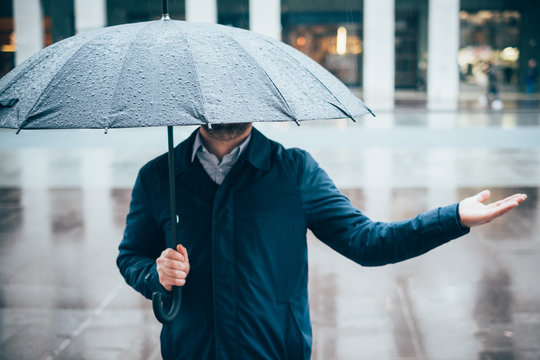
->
[298,150,470,266]
[117,166,171,301]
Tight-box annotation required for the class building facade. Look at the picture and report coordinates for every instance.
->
[0,0,538,110]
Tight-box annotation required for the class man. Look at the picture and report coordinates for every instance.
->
[525,59,538,94]
[117,123,526,359]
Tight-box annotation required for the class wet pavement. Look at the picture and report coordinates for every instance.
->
[0,110,539,359]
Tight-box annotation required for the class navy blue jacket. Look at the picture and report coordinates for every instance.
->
[117,128,469,359]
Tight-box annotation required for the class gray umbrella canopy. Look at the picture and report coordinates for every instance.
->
[0,19,372,131]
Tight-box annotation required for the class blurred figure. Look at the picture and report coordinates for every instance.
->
[479,62,503,110]
[525,59,538,94]
[486,63,499,101]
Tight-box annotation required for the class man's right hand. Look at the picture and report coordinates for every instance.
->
[156,244,190,291]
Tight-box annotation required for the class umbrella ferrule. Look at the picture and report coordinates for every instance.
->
[162,0,169,20]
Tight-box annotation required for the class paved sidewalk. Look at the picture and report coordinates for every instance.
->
[0,111,539,359]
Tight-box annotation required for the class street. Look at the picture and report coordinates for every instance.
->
[0,110,539,360]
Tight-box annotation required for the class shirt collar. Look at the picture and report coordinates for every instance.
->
[175,127,271,176]
[191,129,251,163]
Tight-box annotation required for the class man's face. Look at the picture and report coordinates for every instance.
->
[202,123,252,141]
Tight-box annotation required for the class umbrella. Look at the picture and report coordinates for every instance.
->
[0,2,373,324]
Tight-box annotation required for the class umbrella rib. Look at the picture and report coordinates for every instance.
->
[265,39,359,120]
[223,33,298,123]
[0,49,52,98]
[17,28,113,131]
[171,21,209,125]
[0,34,92,97]
[107,21,158,128]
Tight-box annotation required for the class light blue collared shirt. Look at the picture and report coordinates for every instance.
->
[191,130,251,185]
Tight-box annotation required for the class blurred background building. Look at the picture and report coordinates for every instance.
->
[0,0,539,111]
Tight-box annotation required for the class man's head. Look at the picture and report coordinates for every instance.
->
[200,123,252,142]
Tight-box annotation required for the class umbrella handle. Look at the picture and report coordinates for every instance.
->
[152,126,182,324]
[152,286,182,324]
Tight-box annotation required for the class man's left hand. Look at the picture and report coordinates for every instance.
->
[459,190,527,228]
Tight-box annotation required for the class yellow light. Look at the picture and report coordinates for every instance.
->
[1,44,16,52]
[501,47,519,62]
[296,36,306,46]
[336,26,347,55]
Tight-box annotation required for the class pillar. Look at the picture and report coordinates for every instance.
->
[74,0,106,34]
[250,0,281,40]
[363,147,393,222]
[427,0,460,110]
[14,0,43,65]
[186,0,217,23]
[363,0,395,111]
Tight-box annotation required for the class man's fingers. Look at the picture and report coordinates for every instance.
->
[487,193,526,209]
[159,274,186,290]
[158,265,187,280]
[487,195,520,208]
[157,253,188,290]
[162,248,185,262]
[157,257,185,271]
[176,245,190,273]
[510,193,527,204]
[487,201,519,220]
[177,244,189,262]
[474,189,491,203]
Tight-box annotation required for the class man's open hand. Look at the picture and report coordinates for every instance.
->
[459,190,527,228]
[156,244,190,291]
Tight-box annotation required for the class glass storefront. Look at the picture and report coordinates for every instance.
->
[107,0,185,25]
[394,0,428,92]
[1,0,536,96]
[282,12,363,87]
[0,0,14,78]
[218,0,249,29]
[458,10,521,89]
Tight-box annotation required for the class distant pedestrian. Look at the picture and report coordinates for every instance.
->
[486,63,499,101]
[479,62,503,110]
[525,59,538,94]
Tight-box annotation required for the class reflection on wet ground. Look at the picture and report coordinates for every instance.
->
[0,112,539,359]
[308,187,538,360]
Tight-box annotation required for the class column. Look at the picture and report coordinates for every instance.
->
[74,0,106,34]
[363,147,393,222]
[363,0,395,111]
[250,0,281,41]
[14,0,43,65]
[81,149,114,248]
[186,0,217,23]
[427,0,460,110]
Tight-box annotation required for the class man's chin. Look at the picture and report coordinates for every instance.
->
[203,123,252,141]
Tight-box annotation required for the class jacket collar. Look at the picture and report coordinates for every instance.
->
[175,126,271,176]
[244,127,271,171]
[174,129,198,176]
